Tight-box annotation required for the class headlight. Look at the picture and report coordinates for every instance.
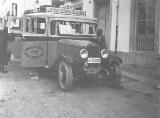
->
[101,49,108,59]
[80,49,88,59]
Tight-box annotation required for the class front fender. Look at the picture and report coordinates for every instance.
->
[61,55,74,64]
[102,54,123,68]
[107,55,123,64]
[107,55,123,65]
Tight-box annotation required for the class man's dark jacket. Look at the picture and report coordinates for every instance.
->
[0,28,10,65]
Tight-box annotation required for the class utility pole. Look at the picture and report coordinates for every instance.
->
[115,0,119,55]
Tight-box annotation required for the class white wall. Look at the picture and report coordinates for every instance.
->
[110,0,131,52]
[83,0,94,18]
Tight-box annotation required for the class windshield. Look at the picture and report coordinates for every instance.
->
[50,20,96,35]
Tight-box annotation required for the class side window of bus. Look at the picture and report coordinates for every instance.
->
[19,19,23,32]
[31,19,35,32]
[25,19,29,32]
[50,21,56,35]
[37,18,46,34]
[89,26,94,34]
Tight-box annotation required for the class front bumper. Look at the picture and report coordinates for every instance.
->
[83,66,111,80]
[83,59,110,77]
[84,67,101,74]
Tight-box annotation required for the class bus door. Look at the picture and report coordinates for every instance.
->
[21,17,48,67]
[46,19,59,67]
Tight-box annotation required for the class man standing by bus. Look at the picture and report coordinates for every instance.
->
[0,20,10,73]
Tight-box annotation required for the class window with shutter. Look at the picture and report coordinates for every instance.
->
[135,0,156,51]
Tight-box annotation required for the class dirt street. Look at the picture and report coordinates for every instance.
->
[0,61,158,118]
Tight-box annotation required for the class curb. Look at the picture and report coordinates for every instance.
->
[122,70,158,87]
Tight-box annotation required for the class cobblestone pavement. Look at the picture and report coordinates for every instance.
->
[0,61,158,118]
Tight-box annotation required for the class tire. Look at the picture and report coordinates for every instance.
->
[109,63,122,87]
[58,61,73,91]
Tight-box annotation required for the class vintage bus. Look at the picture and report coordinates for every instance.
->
[9,5,122,90]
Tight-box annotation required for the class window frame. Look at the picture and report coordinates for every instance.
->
[23,16,48,36]
[49,19,96,36]
[130,0,157,52]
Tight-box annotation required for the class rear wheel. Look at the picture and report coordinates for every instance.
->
[109,63,122,87]
[58,61,73,91]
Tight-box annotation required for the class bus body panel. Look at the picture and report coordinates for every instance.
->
[8,37,22,60]
[47,41,58,67]
[21,41,47,67]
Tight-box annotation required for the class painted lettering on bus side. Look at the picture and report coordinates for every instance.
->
[24,46,45,59]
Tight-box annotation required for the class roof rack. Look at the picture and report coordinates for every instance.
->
[24,4,86,16]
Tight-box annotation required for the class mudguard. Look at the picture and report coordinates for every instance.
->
[61,55,74,64]
[56,55,74,65]
[101,54,122,67]
[101,54,122,70]
[107,54,123,65]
